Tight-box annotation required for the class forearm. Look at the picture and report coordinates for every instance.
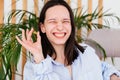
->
[101,61,120,80]
[24,56,60,80]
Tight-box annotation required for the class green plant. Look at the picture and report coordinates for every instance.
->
[74,7,120,64]
[74,7,120,42]
[0,10,38,80]
[0,7,120,80]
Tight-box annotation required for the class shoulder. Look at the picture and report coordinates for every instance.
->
[79,43,96,56]
[77,43,101,65]
[77,43,102,73]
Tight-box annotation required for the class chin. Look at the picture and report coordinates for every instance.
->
[55,41,66,45]
[51,40,66,45]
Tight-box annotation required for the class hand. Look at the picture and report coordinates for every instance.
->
[16,28,44,63]
[110,74,120,80]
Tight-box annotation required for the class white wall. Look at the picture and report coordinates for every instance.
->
[103,0,120,28]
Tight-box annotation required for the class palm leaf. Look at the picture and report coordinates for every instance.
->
[0,10,38,80]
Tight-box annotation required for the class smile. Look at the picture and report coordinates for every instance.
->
[53,32,66,38]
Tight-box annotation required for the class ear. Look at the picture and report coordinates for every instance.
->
[40,23,46,33]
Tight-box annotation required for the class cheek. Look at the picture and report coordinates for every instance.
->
[44,26,54,35]
[66,25,72,34]
[44,24,55,33]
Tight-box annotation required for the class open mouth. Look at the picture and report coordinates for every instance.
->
[53,32,66,38]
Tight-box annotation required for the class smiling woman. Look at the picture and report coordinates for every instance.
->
[15,0,120,80]
[41,5,72,46]
[1,0,120,80]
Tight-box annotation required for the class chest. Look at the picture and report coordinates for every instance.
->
[53,58,103,80]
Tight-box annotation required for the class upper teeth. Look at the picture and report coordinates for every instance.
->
[54,33,65,37]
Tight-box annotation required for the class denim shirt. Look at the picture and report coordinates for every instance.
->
[23,44,120,80]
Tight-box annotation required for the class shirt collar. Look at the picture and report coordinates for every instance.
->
[47,55,64,66]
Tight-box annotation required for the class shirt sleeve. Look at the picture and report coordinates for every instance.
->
[101,61,120,80]
[23,57,60,80]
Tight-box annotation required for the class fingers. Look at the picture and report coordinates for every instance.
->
[16,28,33,44]
[16,36,24,45]
[37,32,41,44]
[26,28,34,41]
[22,29,26,42]
[16,28,41,45]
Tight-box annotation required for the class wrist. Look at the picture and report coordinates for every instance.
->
[33,53,44,64]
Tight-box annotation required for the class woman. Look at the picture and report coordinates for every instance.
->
[16,0,120,80]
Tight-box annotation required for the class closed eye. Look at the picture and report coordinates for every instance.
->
[49,20,57,23]
[63,20,70,24]
[47,19,57,24]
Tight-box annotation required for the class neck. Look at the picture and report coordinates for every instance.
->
[52,44,65,64]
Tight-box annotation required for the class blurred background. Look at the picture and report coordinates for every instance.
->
[0,0,120,80]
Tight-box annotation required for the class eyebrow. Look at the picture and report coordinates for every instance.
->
[46,19,56,21]
[63,18,70,20]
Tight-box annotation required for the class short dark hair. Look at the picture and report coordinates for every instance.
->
[38,0,84,65]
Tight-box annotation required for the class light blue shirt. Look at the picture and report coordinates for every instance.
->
[24,44,120,80]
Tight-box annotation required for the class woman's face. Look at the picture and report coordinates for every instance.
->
[41,5,71,47]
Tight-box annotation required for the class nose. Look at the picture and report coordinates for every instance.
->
[56,22,63,31]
